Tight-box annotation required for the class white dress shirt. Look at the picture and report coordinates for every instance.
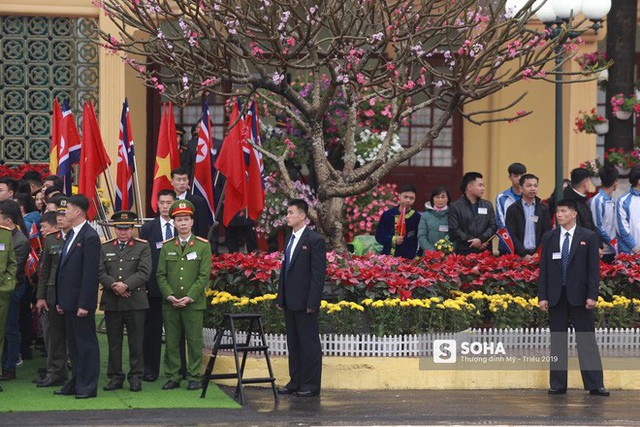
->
[160,217,175,240]
[559,224,576,252]
[286,225,306,258]
[65,220,87,253]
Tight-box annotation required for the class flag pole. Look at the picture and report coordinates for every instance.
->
[131,150,145,218]
[212,181,227,225]
[93,187,112,240]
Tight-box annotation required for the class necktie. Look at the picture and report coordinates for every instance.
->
[283,235,295,280]
[165,222,173,240]
[561,232,570,286]
[119,242,126,252]
[181,240,187,248]
[62,229,75,258]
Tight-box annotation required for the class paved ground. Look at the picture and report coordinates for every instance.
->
[3,387,640,426]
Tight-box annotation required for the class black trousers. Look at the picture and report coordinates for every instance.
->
[225,226,258,253]
[105,310,145,384]
[549,289,604,390]
[284,309,322,393]
[143,298,163,378]
[63,311,100,395]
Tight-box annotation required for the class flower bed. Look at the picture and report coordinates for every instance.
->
[209,251,640,302]
[204,290,640,336]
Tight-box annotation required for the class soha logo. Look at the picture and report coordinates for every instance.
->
[433,340,506,363]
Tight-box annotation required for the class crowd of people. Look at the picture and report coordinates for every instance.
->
[375,162,628,263]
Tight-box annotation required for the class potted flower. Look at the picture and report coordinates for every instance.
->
[574,109,609,135]
[576,51,608,80]
[610,94,640,120]
[579,158,604,187]
[604,148,639,176]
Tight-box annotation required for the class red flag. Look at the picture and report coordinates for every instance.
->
[192,101,216,222]
[79,101,111,220]
[50,100,62,175]
[497,227,515,255]
[395,206,406,237]
[150,104,180,212]
[244,101,264,221]
[609,238,618,254]
[25,223,41,282]
[215,102,247,226]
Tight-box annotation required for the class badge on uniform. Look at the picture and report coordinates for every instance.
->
[438,225,449,232]
[186,252,197,260]
[106,253,116,257]
[302,245,308,250]
[478,207,488,215]
[552,252,561,260]
[168,252,177,256]
[156,242,163,249]
[0,243,4,251]
[580,241,587,246]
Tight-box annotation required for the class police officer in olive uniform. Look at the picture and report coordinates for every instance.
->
[99,211,151,392]
[34,197,71,387]
[0,225,16,393]
[157,200,212,391]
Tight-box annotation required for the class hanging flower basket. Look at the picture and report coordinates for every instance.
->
[616,110,633,120]
[598,69,608,81]
[615,165,631,176]
[590,176,602,187]
[593,121,609,135]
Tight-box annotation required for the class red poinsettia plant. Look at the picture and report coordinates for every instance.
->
[0,163,49,180]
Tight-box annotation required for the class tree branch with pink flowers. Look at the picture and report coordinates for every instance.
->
[97,0,584,251]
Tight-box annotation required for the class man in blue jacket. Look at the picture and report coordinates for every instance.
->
[375,185,421,259]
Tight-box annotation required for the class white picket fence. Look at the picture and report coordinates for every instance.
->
[202,327,640,357]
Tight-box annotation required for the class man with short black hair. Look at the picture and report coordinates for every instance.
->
[170,168,212,238]
[616,166,640,254]
[140,189,176,382]
[449,172,496,254]
[590,166,619,262]
[54,194,101,399]
[539,198,608,397]
[276,199,326,397]
[375,184,421,259]
[562,168,596,232]
[0,200,29,381]
[21,171,43,196]
[505,174,552,259]
[34,198,70,388]
[42,176,64,193]
[496,163,527,253]
[0,178,17,202]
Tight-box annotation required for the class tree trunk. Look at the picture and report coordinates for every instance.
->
[315,196,347,253]
[605,0,637,152]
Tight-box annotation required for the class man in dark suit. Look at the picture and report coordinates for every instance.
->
[538,199,608,397]
[54,195,101,399]
[505,174,552,259]
[140,189,176,382]
[276,199,326,397]
[170,167,212,239]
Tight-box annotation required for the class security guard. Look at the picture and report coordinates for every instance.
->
[0,224,16,393]
[34,198,70,387]
[157,200,212,391]
[98,211,151,392]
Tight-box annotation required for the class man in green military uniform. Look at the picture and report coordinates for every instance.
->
[157,200,212,391]
[99,211,151,392]
[34,200,71,387]
[0,224,16,392]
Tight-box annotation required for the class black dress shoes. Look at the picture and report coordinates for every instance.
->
[103,382,123,391]
[590,388,610,396]
[162,380,180,390]
[547,388,567,395]
[295,390,320,397]
[277,387,297,395]
[130,382,142,392]
[37,377,66,388]
[143,374,158,382]
[187,381,201,391]
[75,393,97,399]
[54,388,75,396]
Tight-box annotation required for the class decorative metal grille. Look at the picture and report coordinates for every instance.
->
[0,16,99,164]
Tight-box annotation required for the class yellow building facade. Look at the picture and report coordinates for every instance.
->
[0,1,618,206]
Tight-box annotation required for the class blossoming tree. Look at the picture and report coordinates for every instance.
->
[97,0,581,251]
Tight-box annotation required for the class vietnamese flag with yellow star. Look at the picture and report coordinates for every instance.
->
[151,103,180,212]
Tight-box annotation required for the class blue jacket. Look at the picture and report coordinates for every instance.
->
[375,206,421,259]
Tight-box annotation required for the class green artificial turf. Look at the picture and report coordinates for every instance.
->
[0,324,240,412]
